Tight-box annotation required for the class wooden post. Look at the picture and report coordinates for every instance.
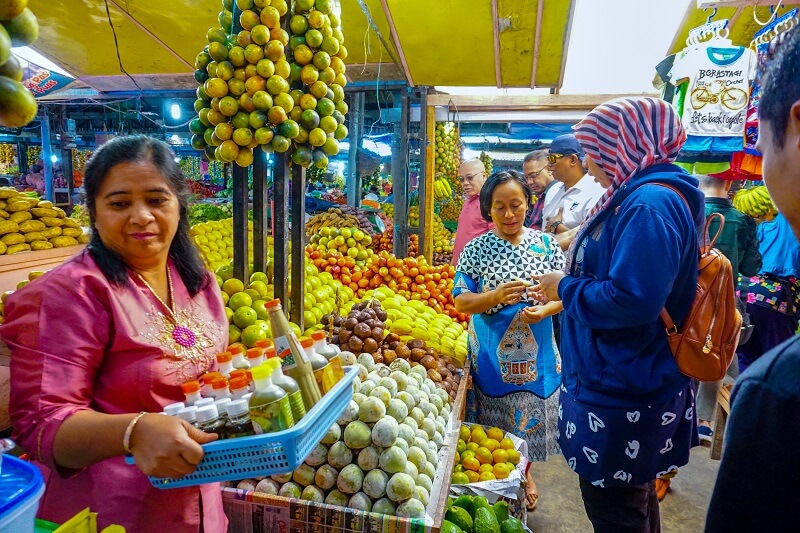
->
[289,164,305,328]
[422,104,436,262]
[273,154,290,308]
[252,149,268,274]
[232,163,249,283]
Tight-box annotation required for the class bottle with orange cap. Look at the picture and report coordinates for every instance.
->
[265,346,306,421]
[246,347,265,369]
[201,371,223,397]
[310,330,344,382]
[216,352,234,377]
[229,375,250,400]
[210,377,231,401]
[229,344,250,370]
[265,299,321,409]
[300,336,336,395]
[181,380,202,406]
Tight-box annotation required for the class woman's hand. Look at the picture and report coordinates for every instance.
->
[129,413,218,479]
[493,280,527,306]
[531,272,566,302]
[522,305,551,324]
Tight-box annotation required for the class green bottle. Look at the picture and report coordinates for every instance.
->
[248,358,294,434]
[265,345,307,422]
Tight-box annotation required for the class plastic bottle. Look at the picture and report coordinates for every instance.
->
[214,397,232,422]
[181,381,202,406]
[311,330,344,383]
[265,299,321,409]
[194,397,216,409]
[266,346,307,422]
[224,399,256,439]
[230,345,250,370]
[216,352,234,377]
[246,347,265,369]
[201,371,223,397]
[248,358,294,434]
[176,406,198,427]
[211,377,231,401]
[229,376,250,400]
[300,336,336,395]
[196,405,226,437]
[163,402,185,416]
[242,392,253,403]
[229,369,248,385]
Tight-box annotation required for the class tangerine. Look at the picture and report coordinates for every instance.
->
[475,447,493,465]
[492,449,509,464]
[487,427,505,441]
[478,471,496,482]
[464,470,480,483]
[462,457,480,472]
[499,437,515,450]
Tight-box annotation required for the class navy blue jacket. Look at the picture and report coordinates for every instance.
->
[557,164,704,409]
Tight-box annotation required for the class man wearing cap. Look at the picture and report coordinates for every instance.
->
[452,159,494,265]
[542,134,606,250]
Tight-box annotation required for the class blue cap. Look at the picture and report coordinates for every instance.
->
[549,134,584,158]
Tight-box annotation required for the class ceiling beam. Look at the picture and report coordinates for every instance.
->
[491,0,502,88]
[107,0,193,71]
[378,0,414,86]
[530,0,545,89]
[697,0,786,7]
[426,93,659,112]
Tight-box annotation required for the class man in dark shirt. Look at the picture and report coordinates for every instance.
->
[705,25,800,533]
[522,149,554,228]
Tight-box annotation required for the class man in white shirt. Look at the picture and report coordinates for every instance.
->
[542,134,606,250]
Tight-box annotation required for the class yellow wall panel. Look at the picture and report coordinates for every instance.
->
[497,0,537,87]
[340,0,398,65]
[534,0,573,88]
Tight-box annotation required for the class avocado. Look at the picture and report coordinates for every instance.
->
[472,495,491,512]
[492,501,509,523]
[442,520,464,533]
[500,517,526,533]
[445,506,473,533]
[474,506,501,533]
[452,494,474,515]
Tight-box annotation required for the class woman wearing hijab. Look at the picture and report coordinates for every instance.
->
[533,97,702,532]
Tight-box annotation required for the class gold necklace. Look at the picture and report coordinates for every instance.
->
[133,269,198,349]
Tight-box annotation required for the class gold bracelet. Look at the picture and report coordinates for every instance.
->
[123,412,148,455]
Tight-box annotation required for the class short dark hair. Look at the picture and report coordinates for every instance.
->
[760,25,800,147]
[83,135,210,295]
[523,149,548,164]
[479,170,533,222]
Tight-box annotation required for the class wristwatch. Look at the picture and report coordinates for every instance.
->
[548,221,561,233]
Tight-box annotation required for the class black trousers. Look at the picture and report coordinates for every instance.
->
[579,477,661,533]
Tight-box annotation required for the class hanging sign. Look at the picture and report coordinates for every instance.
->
[21,61,74,97]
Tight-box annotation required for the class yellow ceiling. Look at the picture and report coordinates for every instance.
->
[28,0,574,91]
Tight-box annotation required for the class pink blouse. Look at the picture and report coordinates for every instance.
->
[0,250,229,532]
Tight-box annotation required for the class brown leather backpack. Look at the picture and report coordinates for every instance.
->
[656,184,742,382]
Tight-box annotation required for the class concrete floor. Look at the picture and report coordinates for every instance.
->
[526,446,720,532]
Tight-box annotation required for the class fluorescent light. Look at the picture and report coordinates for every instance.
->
[11,47,73,77]
[170,104,181,120]
[50,154,58,163]
[174,157,181,163]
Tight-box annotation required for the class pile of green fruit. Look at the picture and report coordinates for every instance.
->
[434,122,461,186]
[0,0,39,128]
[444,494,525,533]
[286,0,348,169]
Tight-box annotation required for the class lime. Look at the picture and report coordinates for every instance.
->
[208,41,228,62]
[289,62,303,82]
[227,79,246,97]
[252,90,273,111]
[290,89,304,105]
[310,81,328,99]
[330,84,345,103]
[254,127,275,145]
[233,306,258,329]
[191,134,206,150]
[193,69,208,84]
[319,115,338,134]
[275,59,291,78]
[248,110,268,129]
[266,75,288,96]
[289,35,306,51]
[316,97,334,117]
[216,264,235,281]
[320,37,340,56]
[301,64,319,85]
[228,290,253,311]
[315,0,333,15]
[290,15,309,34]
[241,324,268,348]
[229,325,242,344]
[214,122,233,141]
[207,27,227,44]
[312,149,328,169]
[292,145,313,166]
[300,93,318,111]
[233,128,253,146]
[250,25,270,45]
[272,135,291,153]
[279,120,300,139]
[256,58,275,78]
[195,51,212,70]
[318,67,335,85]
[322,137,340,155]
[295,127,310,144]
[274,92,295,113]
[231,111,251,129]
[334,123,348,140]
[295,0,314,12]
[308,128,327,147]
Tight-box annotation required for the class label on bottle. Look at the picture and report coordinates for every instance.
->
[280,350,298,372]
[313,363,337,395]
[287,389,306,421]
[250,396,294,434]
[273,335,291,356]
[327,354,345,382]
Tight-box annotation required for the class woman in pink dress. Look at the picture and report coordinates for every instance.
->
[1,136,229,531]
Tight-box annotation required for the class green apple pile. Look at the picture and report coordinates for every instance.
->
[0,0,39,128]
[301,261,355,330]
[232,356,453,519]
[286,0,348,169]
[191,0,295,164]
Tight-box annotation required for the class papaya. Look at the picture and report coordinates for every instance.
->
[473,507,500,533]
[441,520,463,533]
[445,506,473,533]
[452,495,474,515]
[492,501,509,524]
[500,517,525,533]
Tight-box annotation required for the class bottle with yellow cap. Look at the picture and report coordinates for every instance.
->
[265,299,321,409]
[310,330,344,382]
[248,358,294,434]
[266,346,307,421]
[300,336,337,395]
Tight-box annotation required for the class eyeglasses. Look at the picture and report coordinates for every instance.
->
[547,153,566,164]
[525,168,547,180]
[457,172,484,183]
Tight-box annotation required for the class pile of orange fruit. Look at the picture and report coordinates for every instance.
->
[451,424,521,484]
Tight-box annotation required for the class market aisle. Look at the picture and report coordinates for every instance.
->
[526,446,720,532]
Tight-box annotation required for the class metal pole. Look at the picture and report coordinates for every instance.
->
[40,114,53,202]
[346,91,364,207]
[392,92,409,258]
[273,153,290,307]
[253,149,268,274]
[417,87,430,259]
[289,164,306,328]
[16,141,27,176]
[232,162,249,282]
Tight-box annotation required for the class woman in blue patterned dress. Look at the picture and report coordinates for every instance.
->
[453,171,565,511]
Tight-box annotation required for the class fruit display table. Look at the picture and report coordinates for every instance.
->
[0,245,84,294]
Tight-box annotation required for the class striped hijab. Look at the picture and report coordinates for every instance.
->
[566,97,686,266]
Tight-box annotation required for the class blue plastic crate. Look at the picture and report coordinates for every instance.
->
[146,365,358,489]
[0,454,45,533]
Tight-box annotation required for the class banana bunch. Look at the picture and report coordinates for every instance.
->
[304,208,360,236]
[733,186,776,218]
[27,146,41,167]
[0,144,14,164]
[479,151,493,175]
[434,174,452,201]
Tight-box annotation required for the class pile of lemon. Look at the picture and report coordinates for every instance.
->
[451,424,521,484]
